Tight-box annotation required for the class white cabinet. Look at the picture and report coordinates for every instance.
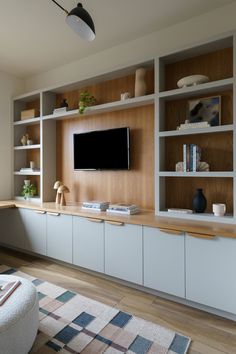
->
[47,212,72,263]
[73,216,104,273]
[143,227,185,297]
[186,233,236,314]
[105,221,143,285]
[19,208,46,255]
[0,208,25,249]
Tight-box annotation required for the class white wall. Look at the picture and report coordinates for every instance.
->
[0,72,23,199]
[25,1,236,91]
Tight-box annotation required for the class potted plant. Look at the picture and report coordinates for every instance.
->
[78,91,96,114]
[21,180,37,200]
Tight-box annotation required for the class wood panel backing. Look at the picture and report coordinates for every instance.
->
[164,177,233,214]
[164,47,233,91]
[164,131,233,172]
[26,124,40,169]
[55,69,154,110]
[25,100,40,116]
[164,90,232,131]
[56,105,154,209]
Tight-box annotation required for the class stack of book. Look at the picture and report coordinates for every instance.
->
[53,107,68,114]
[178,121,210,130]
[20,168,40,173]
[106,203,140,215]
[82,201,109,211]
[183,144,201,172]
[0,280,21,306]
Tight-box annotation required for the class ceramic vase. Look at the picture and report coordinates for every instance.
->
[192,188,207,213]
[135,68,147,97]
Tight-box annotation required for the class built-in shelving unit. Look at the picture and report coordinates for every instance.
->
[156,34,235,222]
[13,61,155,204]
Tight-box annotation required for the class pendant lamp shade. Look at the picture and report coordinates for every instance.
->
[65,3,95,41]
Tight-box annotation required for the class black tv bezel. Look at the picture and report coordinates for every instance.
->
[73,127,130,171]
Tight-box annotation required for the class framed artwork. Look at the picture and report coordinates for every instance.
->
[188,95,221,126]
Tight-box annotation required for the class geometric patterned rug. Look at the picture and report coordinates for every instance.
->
[0,266,191,354]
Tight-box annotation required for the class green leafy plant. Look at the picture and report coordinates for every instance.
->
[79,91,96,114]
[21,183,37,199]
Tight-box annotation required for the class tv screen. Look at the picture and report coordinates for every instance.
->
[73,127,130,170]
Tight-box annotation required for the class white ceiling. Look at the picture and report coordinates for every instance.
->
[0,0,234,78]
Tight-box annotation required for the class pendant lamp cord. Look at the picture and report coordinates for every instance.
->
[51,0,69,15]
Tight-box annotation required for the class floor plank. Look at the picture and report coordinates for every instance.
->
[0,247,234,354]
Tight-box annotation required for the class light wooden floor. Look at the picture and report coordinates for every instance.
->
[0,247,235,354]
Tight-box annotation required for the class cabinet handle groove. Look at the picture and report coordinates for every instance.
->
[86,218,103,223]
[47,212,60,216]
[34,210,46,214]
[159,228,182,235]
[188,232,215,240]
[106,221,124,226]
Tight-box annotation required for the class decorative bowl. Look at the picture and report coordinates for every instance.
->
[177,75,209,88]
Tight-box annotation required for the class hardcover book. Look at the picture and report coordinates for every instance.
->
[0,280,21,306]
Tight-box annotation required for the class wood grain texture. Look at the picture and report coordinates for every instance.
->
[55,69,154,110]
[2,201,236,238]
[56,105,154,209]
[1,247,236,354]
[25,99,40,116]
[164,47,233,91]
[164,90,233,131]
[165,177,233,213]
[164,131,233,172]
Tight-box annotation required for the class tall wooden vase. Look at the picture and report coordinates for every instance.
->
[135,67,147,97]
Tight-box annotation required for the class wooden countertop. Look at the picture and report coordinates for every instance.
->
[1,200,236,238]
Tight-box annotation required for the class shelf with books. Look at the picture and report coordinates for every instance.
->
[14,171,41,176]
[156,34,235,222]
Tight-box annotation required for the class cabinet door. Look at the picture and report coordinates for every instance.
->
[186,234,236,314]
[19,208,46,255]
[73,216,104,273]
[143,227,185,297]
[47,213,72,263]
[0,208,25,249]
[105,222,143,285]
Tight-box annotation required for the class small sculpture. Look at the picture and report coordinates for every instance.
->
[135,67,147,97]
[177,75,209,88]
[53,181,62,204]
[58,185,70,206]
[21,134,29,146]
[60,99,68,108]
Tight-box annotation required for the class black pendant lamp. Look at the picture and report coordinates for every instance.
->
[51,1,95,41]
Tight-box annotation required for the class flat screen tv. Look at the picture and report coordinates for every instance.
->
[73,127,130,170]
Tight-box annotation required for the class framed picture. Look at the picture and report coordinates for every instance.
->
[188,95,221,126]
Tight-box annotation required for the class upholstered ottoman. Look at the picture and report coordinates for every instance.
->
[0,275,39,354]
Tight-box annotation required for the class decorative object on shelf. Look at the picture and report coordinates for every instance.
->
[30,161,35,169]
[50,1,95,41]
[21,180,37,200]
[82,200,109,212]
[167,208,193,214]
[188,95,221,126]
[212,203,226,217]
[78,91,96,114]
[135,67,147,97]
[60,98,68,108]
[53,181,63,204]
[27,138,34,145]
[175,161,210,172]
[57,185,70,206]
[120,92,131,100]
[192,188,207,213]
[21,134,28,146]
[198,161,210,172]
[106,203,140,215]
[20,108,39,121]
[177,120,210,130]
[177,75,209,88]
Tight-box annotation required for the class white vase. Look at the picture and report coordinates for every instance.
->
[135,68,147,97]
